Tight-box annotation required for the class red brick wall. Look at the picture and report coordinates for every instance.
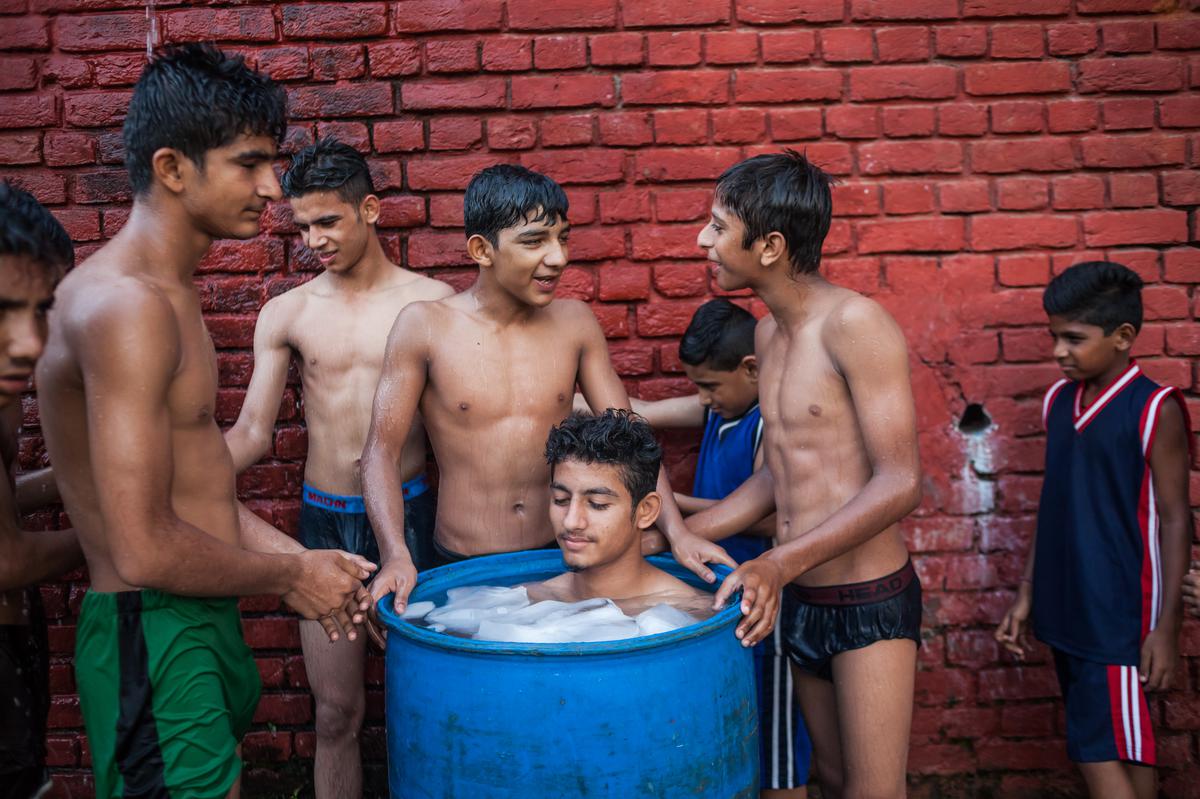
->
[5,1,1200,796]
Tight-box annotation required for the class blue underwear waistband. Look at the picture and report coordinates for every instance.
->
[302,475,428,514]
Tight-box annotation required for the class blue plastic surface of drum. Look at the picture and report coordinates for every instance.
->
[378,549,758,799]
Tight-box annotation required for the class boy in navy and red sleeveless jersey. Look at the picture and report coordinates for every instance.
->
[997,262,1192,799]
[630,299,812,798]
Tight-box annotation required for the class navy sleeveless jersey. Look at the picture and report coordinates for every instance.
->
[1032,362,1191,665]
[693,403,769,564]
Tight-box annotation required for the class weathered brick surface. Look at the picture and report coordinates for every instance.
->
[5,2,1199,796]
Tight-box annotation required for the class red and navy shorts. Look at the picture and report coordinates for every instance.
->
[1052,649,1156,765]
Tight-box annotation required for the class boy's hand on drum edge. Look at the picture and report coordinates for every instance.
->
[368,558,419,645]
[714,556,783,646]
[669,530,737,584]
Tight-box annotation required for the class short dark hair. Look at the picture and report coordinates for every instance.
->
[123,43,287,195]
[464,164,569,246]
[1043,261,1144,334]
[0,182,73,276]
[714,149,833,276]
[281,137,374,205]
[546,410,661,508]
[679,299,757,371]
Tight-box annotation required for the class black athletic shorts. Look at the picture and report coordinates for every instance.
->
[0,589,50,799]
[779,559,923,681]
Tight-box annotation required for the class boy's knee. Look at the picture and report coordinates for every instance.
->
[313,693,365,741]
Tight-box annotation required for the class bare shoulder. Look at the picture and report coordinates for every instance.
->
[821,290,908,374]
[401,271,456,302]
[257,285,306,336]
[548,298,603,336]
[754,312,778,347]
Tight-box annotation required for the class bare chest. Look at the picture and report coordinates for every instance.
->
[167,318,221,429]
[759,332,850,432]
[289,300,396,380]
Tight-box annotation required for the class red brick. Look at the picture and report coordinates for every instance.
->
[425,40,478,74]
[996,177,1048,211]
[850,0,958,20]
[770,109,823,141]
[598,262,650,301]
[971,214,1078,250]
[309,45,366,81]
[1158,19,1200,50]
[876,27,930,63]
[652,110,708,145]
[0,56,37,90]
[938,180,990,213]
[965,62,1071,95]
[636,299,706,335]
[521,149,624,185]
[1162,170,1200,206]
[507,0,616,30]
[163,8,276,43]
[289,83,392,117]
[734,69,842,103]
[625,70,727,105]
[859,140,962,175]
[977,739,1071,770]
[64,91,130,127]
[373,119,424,153]
[990,101,1044,134]
[634,148,740,183]
[258,46,312,81]
[1078,57,1185,93]
[1109,172,1158,208]
[54,13,142,51]
[369,42,421,77]
[1101,97,1155,131]
[253,693,312,725]
[1160,96,1200,129]
[1164,248,1200,282]
[850,65,957,101]
[43,131,95,167]
[937,104,988,137]
[624,0,729,26]
[965,0,1069,14]
[1101,19,1154,53]
[825,106,879,139]
[760,30,816,64]
[540,114,594,147]
[703,31,758,65]
[589,32,644,66]
[1080,134,1186,169]
[858,217,964,254]
[481,37,532,71]
[1047,100,1099,133]
[735,0,844,24]
[971,139,1078,173]
[1083,210,1188,247]
[401,77,504,111]
[935,25,987,58]
[1077,0,1168,13]
[394,0,504,32]
[654,189,711,222]
[536,35,588,70]
[1047,22,1098,55]
[653,263,708,297]
[990,24,1046,59]
[882,180,934,214]
[712,108,766,145]
[1051,175,1105,211]
[631,224,709,261]
[0,133,40,165]
[41,55,93,89]
[882,106,935,138]
[407,154,514,191]
[281,4,387,39]
[820,28,874,63]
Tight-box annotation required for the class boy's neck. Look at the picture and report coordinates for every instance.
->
[325,233,396,292]
[566,548,660,602]
[1081,351,1134,402]
[115,197,213,283]
[752,269,829,329]
[467,272,538,325]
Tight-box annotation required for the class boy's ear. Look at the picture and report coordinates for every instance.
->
[634,491,662,531]
[466,234,494,269]
[739,354,758,381]
[758,231,787,270]
[1112,322,1137,352]
[359,194,381,225]
[151,147,190,195]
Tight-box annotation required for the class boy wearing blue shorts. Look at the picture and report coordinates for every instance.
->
[997,262,1192,799]
[629,299,812,798]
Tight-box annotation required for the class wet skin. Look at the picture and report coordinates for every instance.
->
[225,190,453,496]
[36,135,372,641]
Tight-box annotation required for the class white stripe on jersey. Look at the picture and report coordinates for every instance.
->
[1074,364,1141,431]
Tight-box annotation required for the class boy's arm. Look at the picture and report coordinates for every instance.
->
[15,466,60,513]
[995,530,1036,659]
[574,392,707,429]
[574,305,735,581]
[224,298,292,474]
[0,470,81,590]
[684,467,777,543]
[714,298,922,643]
[1140,394,1191,691]
[675,493,717,515]
[362,304,430,616]
[80,290,370,633]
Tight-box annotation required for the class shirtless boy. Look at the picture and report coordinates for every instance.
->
[225,138,452,799]
[691,152,924,799]
[0,183,82,799]
[362,164,731,616]
[35,45,373,799]
[531,409,708,616]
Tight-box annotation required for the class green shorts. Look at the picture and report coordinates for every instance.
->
[76,590,261,799]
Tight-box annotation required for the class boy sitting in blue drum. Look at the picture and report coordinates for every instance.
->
[622,299,812,798]
[996,261,1192,799]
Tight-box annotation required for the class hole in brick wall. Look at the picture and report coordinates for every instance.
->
[958,403,991,435]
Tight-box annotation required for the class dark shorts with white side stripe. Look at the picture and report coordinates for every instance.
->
[1053,649,1156,765]
[756,615,813,790]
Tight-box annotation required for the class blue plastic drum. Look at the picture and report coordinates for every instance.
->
[378,550,758,798]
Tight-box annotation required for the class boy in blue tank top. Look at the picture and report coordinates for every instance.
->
[628,299,812,799]
[996,262,1192,799]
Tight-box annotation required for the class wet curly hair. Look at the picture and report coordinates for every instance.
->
[545,409,661,506]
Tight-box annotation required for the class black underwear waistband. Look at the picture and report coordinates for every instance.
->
[432,537,559,565]
[786,559,917,607]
